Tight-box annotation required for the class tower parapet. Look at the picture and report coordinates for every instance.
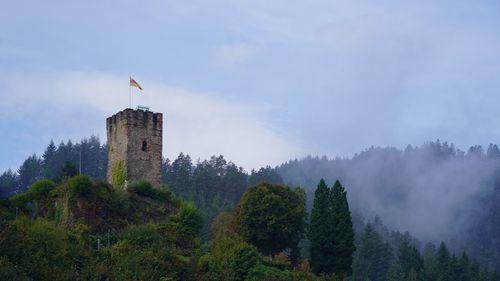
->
[106,108,163,187]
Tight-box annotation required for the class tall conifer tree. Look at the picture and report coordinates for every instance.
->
[331,180,356,276]
[309,179,334,274]
[309,179,355,277]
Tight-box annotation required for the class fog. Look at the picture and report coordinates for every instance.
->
[277,141,499,245]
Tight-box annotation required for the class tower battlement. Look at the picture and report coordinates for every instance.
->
[106,108,163,187]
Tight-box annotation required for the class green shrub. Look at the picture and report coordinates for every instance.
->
[128,180,174,203]
[68,175,93,197]
[263,259,292,271]
[27,179,56,200]
[170,203,203,236]
[7,179,56,208]
[122,224,162,249]
[245,264,292,281]
[0,256,30,281]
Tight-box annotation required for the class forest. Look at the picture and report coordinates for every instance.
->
[0,137,499,280]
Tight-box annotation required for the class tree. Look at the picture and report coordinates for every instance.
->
[386,261,405,281]
[42,140,58,180]
[236,182,307,258]
[331,180,356,276]
[310,179,334,274]
[248,166,284,187]
[56,161,78,182]
[397,236,423,275]
[0,170,18,197]
[167,153,193,198]
[406,268,418,281]
[352,224,393,281]
[17,154,42,192]
[457,252,471,281]
[436,242,450,281]
[310,179,356,277]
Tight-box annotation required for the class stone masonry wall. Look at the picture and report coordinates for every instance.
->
[106,108,163,187]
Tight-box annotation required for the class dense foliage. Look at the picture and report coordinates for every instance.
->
[0,176,199,281]
[236,182,307,258]
[162,153,283,240]
[2,137,500,280]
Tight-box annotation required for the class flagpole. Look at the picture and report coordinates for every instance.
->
[129,76,131,109]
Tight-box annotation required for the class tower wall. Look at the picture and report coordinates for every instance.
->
[106,108,163,187]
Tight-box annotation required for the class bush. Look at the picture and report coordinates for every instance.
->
[8,179,56,207]
[28,179,56,200]
[0,256,30,281]
[199,237,261,281]
[128,180,174,203]
[68,175,93,197]
[0,218,73,280]
[170,203,203,236]
[245,264,292,281]
[122,224,162,249]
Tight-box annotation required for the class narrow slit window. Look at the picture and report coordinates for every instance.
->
[142,140,147,151]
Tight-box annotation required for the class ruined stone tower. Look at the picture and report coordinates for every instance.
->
[106,108,163,187]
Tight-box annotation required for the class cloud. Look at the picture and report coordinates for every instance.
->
[213,43,257,67]
[0,71,301,172]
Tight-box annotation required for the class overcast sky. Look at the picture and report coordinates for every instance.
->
[1,0,500,172]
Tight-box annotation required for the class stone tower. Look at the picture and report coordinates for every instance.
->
[106,108,163,187]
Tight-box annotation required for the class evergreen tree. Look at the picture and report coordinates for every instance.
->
[248,166,284,186]
[386,261,405,281]
[331,180,356,276]
[56,161,78,182]
[42,140,58,179]
[422,242,438,281]
[168,153,193,198]
[457,252,471,281]
[310,179,355,277]
[310,179,334,274]
[398,236,423,276]
[406,268,418,281]
[17,154,42,191]
[352,224,393,281]
[436,242,451,281]
[0,170,19,197]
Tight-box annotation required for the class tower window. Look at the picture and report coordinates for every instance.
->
[142,141,147,151]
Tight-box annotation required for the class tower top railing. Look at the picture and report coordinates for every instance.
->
[136,105,150,111]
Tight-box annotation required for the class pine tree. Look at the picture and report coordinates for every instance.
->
[331,180,356,276]
[406,268,418,281]
[17,154,42,191]
[397,237,423,276]
[310,179,334,274]
[436,242,451,281]
[352,224,393,281]
[42,140,58,179]
[310,179,355,277]
[0,170,19,197]
[386,261,405,281]
[457,252,471,281]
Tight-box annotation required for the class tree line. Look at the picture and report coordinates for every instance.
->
[0,136,107,197]
[2,137,500,278]
[1,166,498,280]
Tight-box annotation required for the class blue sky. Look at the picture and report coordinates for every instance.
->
[1,0,500,172]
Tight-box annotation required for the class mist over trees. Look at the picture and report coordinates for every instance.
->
[276,140,500,270]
